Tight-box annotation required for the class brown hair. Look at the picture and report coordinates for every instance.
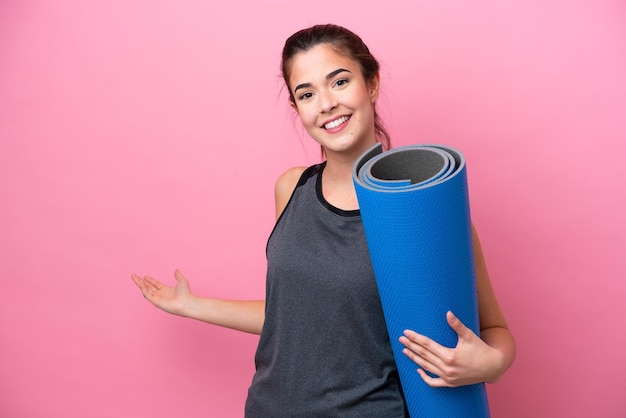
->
[281,24,391,150]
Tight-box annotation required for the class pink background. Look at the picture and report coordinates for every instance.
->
[1,1,625,417]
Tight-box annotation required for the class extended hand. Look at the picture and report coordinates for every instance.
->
[131,269,193,317]
[399,311,505,387]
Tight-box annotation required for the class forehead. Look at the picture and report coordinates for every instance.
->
[288,44,361,86]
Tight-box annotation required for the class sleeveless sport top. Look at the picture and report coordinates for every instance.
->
[245,162,408,417]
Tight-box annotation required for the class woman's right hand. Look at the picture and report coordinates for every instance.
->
[131,269,194,317]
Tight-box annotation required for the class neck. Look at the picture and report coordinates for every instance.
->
[322,138,378,177]
[320,140,378,211]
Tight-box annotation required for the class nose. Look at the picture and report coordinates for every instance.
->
[318,90,337,113]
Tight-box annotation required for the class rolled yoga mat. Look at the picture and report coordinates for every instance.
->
[352,143,490,417]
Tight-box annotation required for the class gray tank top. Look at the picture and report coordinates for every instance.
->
[245,163,408,417]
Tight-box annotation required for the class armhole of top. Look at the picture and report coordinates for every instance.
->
[284,163,323,218]
[266,163,324,254]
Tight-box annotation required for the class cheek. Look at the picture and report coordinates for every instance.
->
[297,107,317,128]
[351,90,375,109]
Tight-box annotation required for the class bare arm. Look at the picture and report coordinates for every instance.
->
[274,166,307,219]
[472,225,516,382]
[132,270,265,334]
[184,297,266,335]
[399,225,516,387]
[131,167,307,335]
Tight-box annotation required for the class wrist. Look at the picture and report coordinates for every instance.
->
[179,293,203,318]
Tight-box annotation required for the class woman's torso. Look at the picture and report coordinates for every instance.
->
[245,163,407,417]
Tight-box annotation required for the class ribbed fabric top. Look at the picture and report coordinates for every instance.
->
[244,162,407,417]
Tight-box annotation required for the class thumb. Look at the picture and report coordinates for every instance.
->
[447,311,473,341]
[174,269,185,281]
[174,269,190,289]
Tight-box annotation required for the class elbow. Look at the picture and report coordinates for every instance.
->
[483,327,517,384]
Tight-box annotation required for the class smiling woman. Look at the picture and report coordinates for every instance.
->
[282,24,392,155]
[2,0,625,416]
[286,46,379,160]
[131,24,515,417]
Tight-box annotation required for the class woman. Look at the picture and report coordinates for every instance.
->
[132,24,515,417]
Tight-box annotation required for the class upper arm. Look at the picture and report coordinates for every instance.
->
[274,167,307,220]
[473,224,509,332]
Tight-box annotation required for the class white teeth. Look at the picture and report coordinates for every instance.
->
[324,116,349,129]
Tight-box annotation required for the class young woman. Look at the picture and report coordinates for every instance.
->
[132,24,516,417]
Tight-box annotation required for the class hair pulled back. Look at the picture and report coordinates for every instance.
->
[281,24,391,150]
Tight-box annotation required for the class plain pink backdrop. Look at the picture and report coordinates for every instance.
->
[1,1,625,417]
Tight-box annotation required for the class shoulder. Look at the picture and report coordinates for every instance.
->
[275,166,308,193]
[274,166,308,220]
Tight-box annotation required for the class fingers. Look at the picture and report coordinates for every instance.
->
[399,312,463,387]
[131,274,142,287]
[417,368,453,388]
[400,337,440,375]
[401,329,449,360]
[131,271,185,288]
[400,330,449,368]
[131,274,149,292]
[400,333,460,387]
[131,274,161,299]
[143,276,163,291]
[400,312,487,388]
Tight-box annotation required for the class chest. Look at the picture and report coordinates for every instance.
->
[266,185,377,301]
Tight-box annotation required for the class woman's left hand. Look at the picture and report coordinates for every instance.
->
[399,311,505,387]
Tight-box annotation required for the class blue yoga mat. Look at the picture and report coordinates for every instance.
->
[352,143,490,417]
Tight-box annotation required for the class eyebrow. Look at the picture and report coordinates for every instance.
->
[293,68,352,94]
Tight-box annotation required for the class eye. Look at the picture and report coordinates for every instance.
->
[298,92,314,101]
[333,78,349,88]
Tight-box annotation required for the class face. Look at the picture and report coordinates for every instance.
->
[288,44,380,158]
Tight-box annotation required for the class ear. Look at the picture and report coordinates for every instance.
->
[368,72,380,103]
[289,96,298,112]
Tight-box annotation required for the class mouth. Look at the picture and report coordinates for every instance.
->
[323,115,350,130]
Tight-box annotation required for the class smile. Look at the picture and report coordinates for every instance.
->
[324,116,350,130]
